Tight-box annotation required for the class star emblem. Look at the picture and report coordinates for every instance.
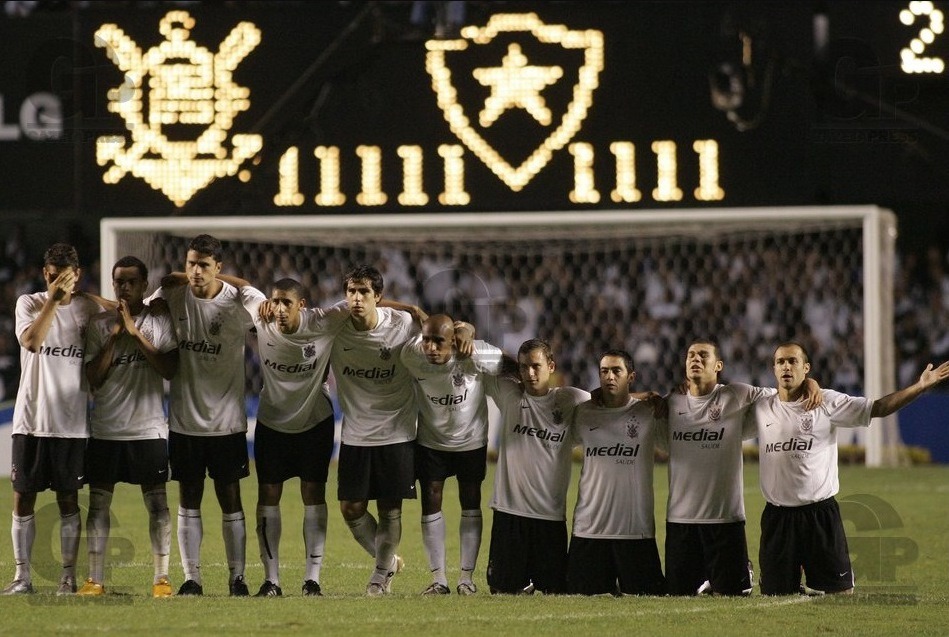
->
[473,43,563,127]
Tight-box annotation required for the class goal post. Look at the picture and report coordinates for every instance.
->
[101,205,900,466]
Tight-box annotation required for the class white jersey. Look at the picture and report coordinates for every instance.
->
[150,282,265,436]
[84,307,177,440]
[749,389,872,507]
[399,337,503,452]
[13,292,103,438]
[331,307,418,446]
[252,304,349,434]
[486,377,589,521]
[661,383,773,524]
[571,397,659,539]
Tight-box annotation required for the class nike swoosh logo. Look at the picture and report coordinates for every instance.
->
[416,377,426,381]
[343,347,354,351]
[178,317,187,321]
[77,475,84,481]
[589,426,600,431]
[677,411,687,415]
[766,423,774,427]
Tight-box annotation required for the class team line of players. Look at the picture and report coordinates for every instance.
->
[5,236,948,598]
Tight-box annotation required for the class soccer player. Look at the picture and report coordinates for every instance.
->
[150,234,265,596]
[661,339,821,596]
[247,278,348,597]
[330,264,419,596]
[78,256,178,598]
[748,341,949,595]
[567,349,666,596]
[399,313,510,595]
[484,338,590,595]
[3,243,114,596]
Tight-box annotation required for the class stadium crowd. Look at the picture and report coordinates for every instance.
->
[1,229,945,403]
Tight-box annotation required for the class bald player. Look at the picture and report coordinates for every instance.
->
[400,314,508,595]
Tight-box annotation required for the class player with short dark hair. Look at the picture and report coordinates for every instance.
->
[150,234,266,596]
[484,338,590,595]
[3,243,113,596]
[331,264,419,596]
[567,349,666,595]
[78,256,178,598]
[748,341,949,595]
[248,278,349,597]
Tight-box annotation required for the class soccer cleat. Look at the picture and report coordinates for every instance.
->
[456,582,477,596]
[421,582,451,595]
[1,579,35,595]
[229,575,249,597]
[177,579,204,596]
[77,578,105,596]
[152,577,173,598]
[366,582,387,597]
[518,581,536,595]
[302,580,322,596]
[255,580,283,597]
[56,575,77,596]
[696,580,713,595]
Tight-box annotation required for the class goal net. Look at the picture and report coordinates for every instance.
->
[101,206,901,466]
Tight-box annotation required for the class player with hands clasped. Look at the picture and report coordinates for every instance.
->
[79,256,178,597]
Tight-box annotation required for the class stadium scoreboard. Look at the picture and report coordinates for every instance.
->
[1,1,947,215]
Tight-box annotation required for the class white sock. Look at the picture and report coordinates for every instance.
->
[177,507,203,584]
[60,511,81,581]
[303,504,327,584]
[11,513,35,583]
[256,505,281,585]
[421,512,447,586]
[459,509,483,584]
[345,511,377,558]
[86,489,112,584]
[372,509,401,584]
[222,511,246,583]
[143,489,170,583]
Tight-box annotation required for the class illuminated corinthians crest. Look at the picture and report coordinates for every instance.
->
[426,13,603,191]
[94,11,263,206]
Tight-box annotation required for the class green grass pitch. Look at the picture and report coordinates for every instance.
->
[0,463,947,636]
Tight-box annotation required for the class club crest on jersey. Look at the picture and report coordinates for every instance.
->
[709,401,722,421]
[209,317,222,336]
[379,346,392,360]
[303,343,316,359]
[800,413,814,433]
[140,325,155,345]
[626,419,640,439]
[552,408,564,425]
[452,372,465,387]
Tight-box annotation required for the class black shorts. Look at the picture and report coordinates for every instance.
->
[337,441,416,502]
[665,521,752,596]
[10,435,86,493]
[567,536,666,596]
[414,443,487,484]
[759,497,853,595]
[168,431,250,484]
[486,510,568,594]
[254,415,335,485]
[85,438,169,486]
